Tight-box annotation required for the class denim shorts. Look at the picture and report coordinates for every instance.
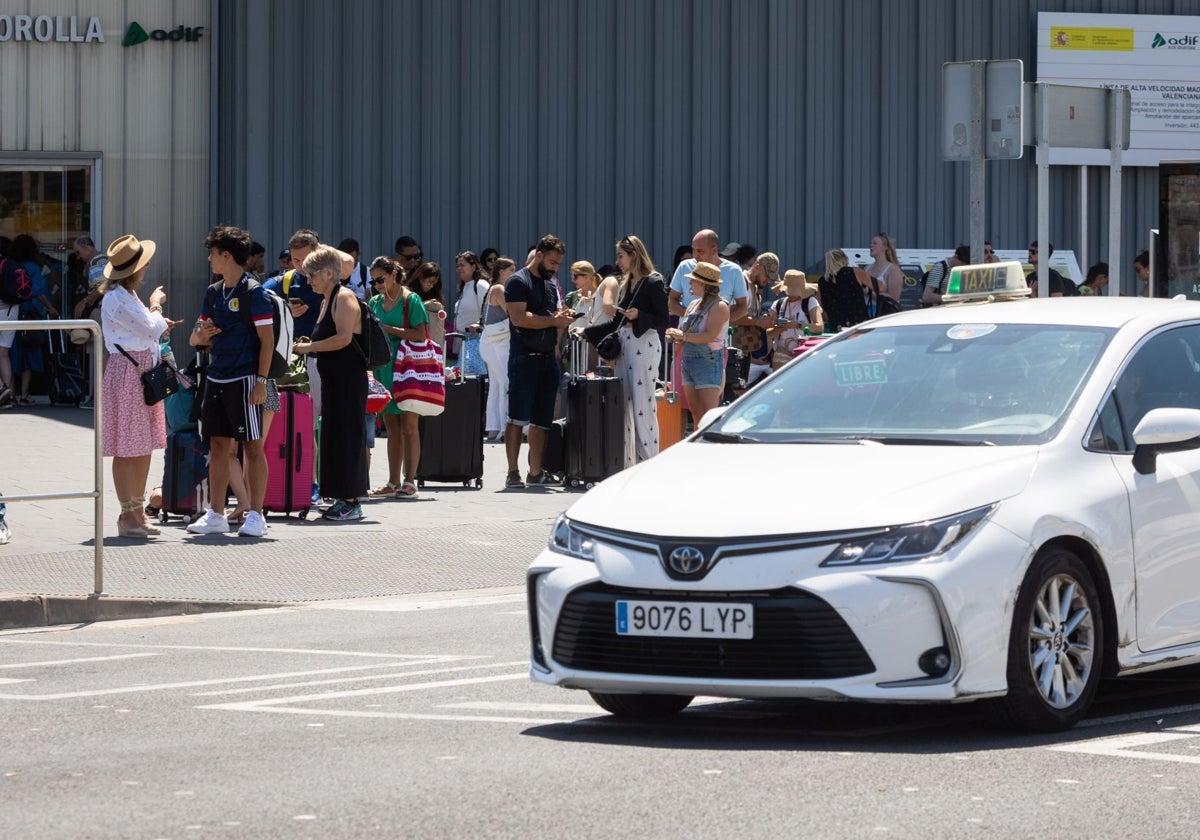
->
[507,351,560,429]
[681,343,725,390]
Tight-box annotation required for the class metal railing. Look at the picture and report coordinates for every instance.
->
[0,319,105,593]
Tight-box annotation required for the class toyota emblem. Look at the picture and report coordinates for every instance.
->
[668,546,706,576]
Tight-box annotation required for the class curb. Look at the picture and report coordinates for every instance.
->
[0,595,289,630]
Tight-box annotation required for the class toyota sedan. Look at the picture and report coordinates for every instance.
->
[527,273,1200,731]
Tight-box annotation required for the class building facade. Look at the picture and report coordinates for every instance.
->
[2,0,1199,330]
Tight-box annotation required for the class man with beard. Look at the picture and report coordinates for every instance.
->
[503,234,575,489]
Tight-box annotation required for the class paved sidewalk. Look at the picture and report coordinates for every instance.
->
[0,404,575,627]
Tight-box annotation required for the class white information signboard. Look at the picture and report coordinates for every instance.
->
[1037,12,1200,166]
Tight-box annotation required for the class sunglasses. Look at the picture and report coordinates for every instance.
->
[401,252,423,261]
[984,249,994,255]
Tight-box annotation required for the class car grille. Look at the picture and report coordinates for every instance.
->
[552,583,875,680]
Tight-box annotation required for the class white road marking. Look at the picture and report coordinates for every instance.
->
[199,672,529,711]
[191,661,528,697]
[1049,729,1200,764]
[0,653,161,669]
[0,639,447,659]
[202,707,570,725]
[438,701,600,714]
[305,591,525,613]
[0,657,482,701]
[0,678,35,685]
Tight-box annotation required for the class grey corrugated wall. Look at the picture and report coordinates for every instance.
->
[213,0,1200,302]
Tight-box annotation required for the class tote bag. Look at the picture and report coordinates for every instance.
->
[391,303,446,416]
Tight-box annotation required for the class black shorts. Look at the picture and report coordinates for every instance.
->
[201,376,264,441]
[506,352,560,429]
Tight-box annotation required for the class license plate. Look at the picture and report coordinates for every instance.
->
[615,600,754,640]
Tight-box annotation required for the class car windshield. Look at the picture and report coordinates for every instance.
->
[709,322,1115,446]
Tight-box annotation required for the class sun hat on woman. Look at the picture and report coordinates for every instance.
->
[102,234,157,285]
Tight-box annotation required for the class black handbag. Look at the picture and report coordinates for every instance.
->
[115,344,182,406]
[582,279,646,361]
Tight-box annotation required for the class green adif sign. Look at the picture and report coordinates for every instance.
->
[122,21,204,47]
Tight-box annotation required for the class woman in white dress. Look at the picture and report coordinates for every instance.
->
[603,235,669,468]
[479,257,516,440]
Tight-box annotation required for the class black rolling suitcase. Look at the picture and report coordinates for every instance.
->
[562,335,624,489]
[417,334,486,488]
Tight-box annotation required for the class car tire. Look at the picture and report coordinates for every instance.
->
[588,691,694,718]
[989,546,1104,732]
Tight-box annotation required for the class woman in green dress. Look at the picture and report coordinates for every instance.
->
[367,256,430,498]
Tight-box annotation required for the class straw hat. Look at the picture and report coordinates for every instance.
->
[102,234,156,282]
[778,269,817,299]
[684,261,722,287]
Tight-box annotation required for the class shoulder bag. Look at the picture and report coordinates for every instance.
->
[391,296,445,416]
[115,344,184,406]
[353,293,393,368]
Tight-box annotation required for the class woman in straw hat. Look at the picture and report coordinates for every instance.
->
[766,269,824,370]
[665,261,730,424]
[98,234,177,538]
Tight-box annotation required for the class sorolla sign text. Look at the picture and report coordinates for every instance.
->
[0,15,104,43]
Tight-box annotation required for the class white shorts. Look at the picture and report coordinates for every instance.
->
[0,303,19,349]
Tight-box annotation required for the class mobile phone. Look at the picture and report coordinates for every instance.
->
[288,297,303,305]
[571,311,586,319]
[776,317,788,326]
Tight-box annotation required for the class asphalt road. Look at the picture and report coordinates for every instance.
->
[4,589,1200,840]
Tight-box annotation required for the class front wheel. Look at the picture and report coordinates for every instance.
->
[588,691,693,718]
[989,547,1104,732]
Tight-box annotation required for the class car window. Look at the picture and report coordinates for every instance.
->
[1087,394,1129,453]
[711,323,1114,446]
[1111,325,1200,439]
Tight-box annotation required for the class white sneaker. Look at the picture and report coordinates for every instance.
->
[186,509,229,535]
[237,510,267,538]
[0,519,10,545]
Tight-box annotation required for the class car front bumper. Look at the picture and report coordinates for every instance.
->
[528,521,1032,703]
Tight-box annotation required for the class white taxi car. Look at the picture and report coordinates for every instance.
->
[528,264,1200,731]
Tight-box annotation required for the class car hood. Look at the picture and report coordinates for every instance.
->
[566,442,1038,538]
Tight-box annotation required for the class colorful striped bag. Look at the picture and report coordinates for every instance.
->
[391,315,446,416]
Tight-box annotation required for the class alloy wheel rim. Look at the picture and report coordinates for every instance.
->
[1027,573,1095,709]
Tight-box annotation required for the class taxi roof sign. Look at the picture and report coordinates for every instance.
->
[943,261,1030,303]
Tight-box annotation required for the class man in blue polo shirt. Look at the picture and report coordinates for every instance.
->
[187,225,275,538]
[669,229,749,320]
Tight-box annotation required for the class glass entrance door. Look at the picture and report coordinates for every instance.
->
[0,156,101,310]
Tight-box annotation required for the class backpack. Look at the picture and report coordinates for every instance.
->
[356,297,393,368]
[205,277,294,378]
[0,258,33,305]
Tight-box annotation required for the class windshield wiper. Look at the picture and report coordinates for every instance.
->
[854,436,995,447]
[699,431,760,443]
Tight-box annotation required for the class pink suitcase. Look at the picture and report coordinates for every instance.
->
[263,390,315,517]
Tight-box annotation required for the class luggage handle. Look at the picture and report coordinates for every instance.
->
[293,432,302,471]
[657,333,678,396]
[568,331,588,379]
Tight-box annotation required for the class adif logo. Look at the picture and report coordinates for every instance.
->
[1152,32,1198,49]
[122,20,205,47]
[122,21,148,47]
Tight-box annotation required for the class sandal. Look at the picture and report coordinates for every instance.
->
[397,481,418,499]
[371,481,400,497]
[131,497,161,535]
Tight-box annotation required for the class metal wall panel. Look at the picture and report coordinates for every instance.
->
[0,0,210,302]
[214,0,1200,307]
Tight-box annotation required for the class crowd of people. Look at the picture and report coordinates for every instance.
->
[0,224,1163,542]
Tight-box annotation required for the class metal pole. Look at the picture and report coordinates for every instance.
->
[93,326,104,594]
[1108,93,1126,298]
[1079,165,1089,273]
[969,62,986,264]
[1037,84,1050,297]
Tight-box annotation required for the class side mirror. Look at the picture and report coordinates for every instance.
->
[1131,408,1200,474]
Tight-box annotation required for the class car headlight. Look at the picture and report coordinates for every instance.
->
[549,514,596,562]
[820,504,995,567]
